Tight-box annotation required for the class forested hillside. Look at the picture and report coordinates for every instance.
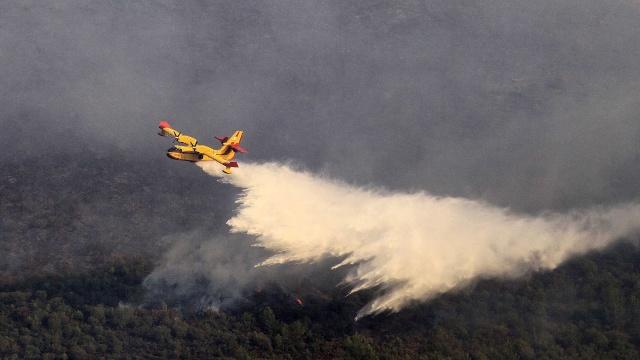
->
[2,155,640,358]
[0,154,233,282]
[1,242,639,359]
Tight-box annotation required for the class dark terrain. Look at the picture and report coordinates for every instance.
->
[2,154,640,359]
[1,239,640,359]
[0,151,233,282]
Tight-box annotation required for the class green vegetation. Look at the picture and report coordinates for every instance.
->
[1,243,640,359]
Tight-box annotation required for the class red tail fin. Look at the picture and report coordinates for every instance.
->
[229,144,248,153]
[158,120,171,129]
[225,161,239,168]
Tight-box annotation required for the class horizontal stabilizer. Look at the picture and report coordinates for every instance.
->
[215,136,229,144]
[229,144,248,153]
[225,161,239,168]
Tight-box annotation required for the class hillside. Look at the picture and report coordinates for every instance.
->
[0,153,234,282]
[2,154,640,359]
[1,243,639,359]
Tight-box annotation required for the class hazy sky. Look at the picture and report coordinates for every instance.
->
[2,0,640,211]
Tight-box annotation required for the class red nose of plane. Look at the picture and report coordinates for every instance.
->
[158,120,171,129]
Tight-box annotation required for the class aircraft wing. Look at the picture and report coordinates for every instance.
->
[158,121,198,147]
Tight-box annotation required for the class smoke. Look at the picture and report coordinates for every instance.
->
[3,0,640,212]
[143,232,269,310]
[197,161,640,318]
[143,228,353,311]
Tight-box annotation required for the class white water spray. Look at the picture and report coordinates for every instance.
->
[199,162,640,318]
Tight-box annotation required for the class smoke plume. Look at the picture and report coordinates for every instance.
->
[199,162,640,318]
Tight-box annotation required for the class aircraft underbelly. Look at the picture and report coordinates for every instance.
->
[166,151,201,162]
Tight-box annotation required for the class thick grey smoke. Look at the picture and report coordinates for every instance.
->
[200,162,640,318]
[2,0,640,211]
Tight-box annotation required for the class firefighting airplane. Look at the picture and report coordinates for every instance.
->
[157,121,247,174]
